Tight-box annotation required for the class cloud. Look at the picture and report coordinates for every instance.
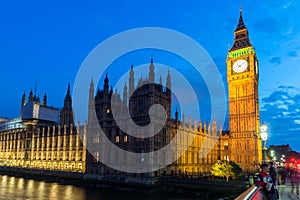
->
[294,120,300,125]
[269,56,281,65]
[287,50,298,57]
[283,1,295,9]
[260,86,300,151]
[262,90,290,103]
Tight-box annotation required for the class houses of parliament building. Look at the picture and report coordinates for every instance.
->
[0,8,262,178]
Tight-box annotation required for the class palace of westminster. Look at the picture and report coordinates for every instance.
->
[0,9,263,179]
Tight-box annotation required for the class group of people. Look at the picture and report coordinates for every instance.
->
[255,162,300,200]
[256,163,279,200]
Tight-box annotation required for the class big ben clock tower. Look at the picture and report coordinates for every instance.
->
[227,7,262,172]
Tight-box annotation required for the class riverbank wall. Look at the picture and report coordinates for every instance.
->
[0,166,246,199]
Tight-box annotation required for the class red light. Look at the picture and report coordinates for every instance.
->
[290,157,296,163]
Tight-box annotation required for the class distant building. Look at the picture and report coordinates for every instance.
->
[268,144,291,156]
[268,144,300,165]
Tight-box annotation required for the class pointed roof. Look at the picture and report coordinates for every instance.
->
[67,82,71,96]
[64,83,72,98]
[63,83,72,109]
[130,64,134,77]
[149,58,155,82]
[235,6,246,32]
[43,92,47,101]
[229,6,252,52]
[149,58,154,70]
[90,78,94,88]
[43,92,47,106]
[167,69,171,81]
[104,73,109,92]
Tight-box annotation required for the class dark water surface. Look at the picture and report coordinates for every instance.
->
[0,175,195,200]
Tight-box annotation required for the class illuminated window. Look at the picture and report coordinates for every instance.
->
[106,109,110,114]
[115,136,120,143]
[93,136,100,143]
[124,135,128,143]
[93,152,99,163]
[224,155,229,161]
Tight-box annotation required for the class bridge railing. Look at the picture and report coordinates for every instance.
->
[235,185,267,200]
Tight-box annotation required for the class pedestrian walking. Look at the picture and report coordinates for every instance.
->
[290,166,300,199]
[269,162,277,185]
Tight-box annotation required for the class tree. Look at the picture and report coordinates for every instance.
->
[229,161,243,178]
[211,160,234,182]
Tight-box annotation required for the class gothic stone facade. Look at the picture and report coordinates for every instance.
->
[85,64,224,178]
[0,8,262,177]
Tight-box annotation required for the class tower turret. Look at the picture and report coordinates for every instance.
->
[88,78,95,123]
[43,93,47,106]
[129,65,134,96]
[123,82,128,105]
[21,92,26,107]
[166,70,171,96]
[104,73,109,93]
[20,92,26,118]
[149,58,154,83]
[29,90,33,102]
[60,83,74,127]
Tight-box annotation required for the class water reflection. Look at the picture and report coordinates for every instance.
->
[17,178,24,190]
[0,175,193,200]
[49,183,58,199]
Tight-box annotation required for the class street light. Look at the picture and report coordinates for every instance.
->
[260,122,268,164]
[270,150,274,157]
[270,150,276,162]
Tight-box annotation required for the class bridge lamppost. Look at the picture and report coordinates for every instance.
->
[260,122,268,164]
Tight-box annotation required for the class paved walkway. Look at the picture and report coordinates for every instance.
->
[277,179,300,200]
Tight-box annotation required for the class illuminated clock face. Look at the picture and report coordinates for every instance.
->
[233,59,248,73]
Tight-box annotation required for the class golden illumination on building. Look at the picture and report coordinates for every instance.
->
[226,7,262,172]
[0,7,264,179]
[0,122,86,173]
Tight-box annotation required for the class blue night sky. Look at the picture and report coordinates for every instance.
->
[0,1,300,151]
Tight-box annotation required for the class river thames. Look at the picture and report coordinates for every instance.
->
[0,175,196,200]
